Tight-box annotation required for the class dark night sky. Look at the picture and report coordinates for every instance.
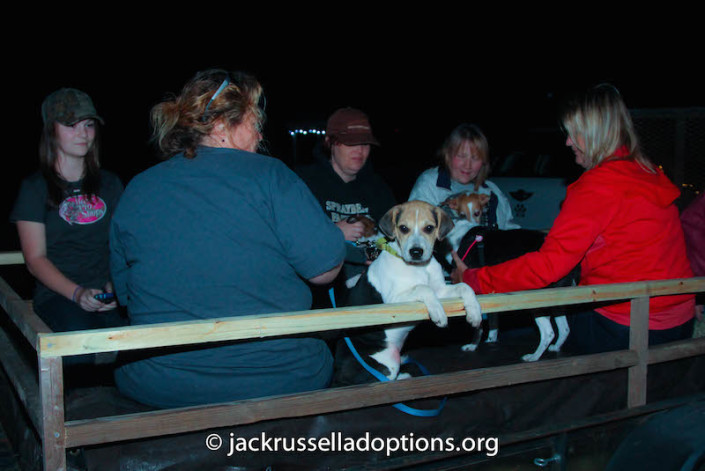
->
[2,29,703,250]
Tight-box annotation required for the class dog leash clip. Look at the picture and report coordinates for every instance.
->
[461,235,484,262]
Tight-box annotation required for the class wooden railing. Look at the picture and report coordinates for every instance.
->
[1,250,704,470]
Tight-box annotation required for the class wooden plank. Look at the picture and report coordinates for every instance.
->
[0,325,41,432]
[63,350,637,448]
[39,356,66,471]
[0,276,51,347]
[40,302,435,358]
[0,251,23,266]
[478,277,705,313]
[628,297,649,408]
[39,278,705,358]
[648,337,705,364]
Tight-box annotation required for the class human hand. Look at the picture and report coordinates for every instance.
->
[450,250,468,285]
[697,305,704,322]
[74,287,117,312]
[99,282,118,311]
[336,219,366,242]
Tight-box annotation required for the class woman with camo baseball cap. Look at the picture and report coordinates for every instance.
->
[10,88,126,368]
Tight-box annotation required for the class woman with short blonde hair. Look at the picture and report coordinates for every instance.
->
[438,123,491,189]
[561,83,654,172]
[408,123,518,230]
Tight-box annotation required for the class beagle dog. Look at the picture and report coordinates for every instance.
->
[456,225,580,362]
[332,201,482,386]
[444,192,490,221]
[442,192,491,258]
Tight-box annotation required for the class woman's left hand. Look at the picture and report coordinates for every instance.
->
[75,286,117,312]
[100,282,118,311]
[74,287,103,311]
[450,250,467,284]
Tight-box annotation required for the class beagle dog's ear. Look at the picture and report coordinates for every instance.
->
[379,206,398,239]
[443,196,460,211]
[435,206,455,241]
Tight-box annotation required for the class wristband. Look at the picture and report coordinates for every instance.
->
[72,286,83,303]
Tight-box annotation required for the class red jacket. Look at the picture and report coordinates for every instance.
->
[464,159,694,329]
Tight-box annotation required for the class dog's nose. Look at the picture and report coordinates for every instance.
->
[409,247,424,260]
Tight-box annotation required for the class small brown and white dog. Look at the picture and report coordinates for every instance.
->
[442,192,490,251]
[444,192,490,221]
[332,201,483,386]
[346,214,378,241]
[445,193,579,362]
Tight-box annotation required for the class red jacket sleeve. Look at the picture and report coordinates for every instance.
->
[471,175,611,294]
[462,268,483,293]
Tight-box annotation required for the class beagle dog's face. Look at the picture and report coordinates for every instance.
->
[379,201,454,264]
[448,193,490,224]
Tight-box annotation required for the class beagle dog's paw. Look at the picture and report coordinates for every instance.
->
[461,287,483,328]
[426,297,448,328]
[409,284,448,328]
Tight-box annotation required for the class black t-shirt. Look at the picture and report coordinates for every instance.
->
[296,157,396,307]
[296,159,396,224]
[10,170,124,306]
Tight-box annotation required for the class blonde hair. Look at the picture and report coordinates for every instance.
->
[561,84,655,172]
[439,123,490,189]
[151,69,265,159]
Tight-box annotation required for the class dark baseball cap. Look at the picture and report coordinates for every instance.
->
[41,88,104,126]
[326,108,379,146]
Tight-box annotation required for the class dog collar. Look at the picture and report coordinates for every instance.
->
[374,237,402,259]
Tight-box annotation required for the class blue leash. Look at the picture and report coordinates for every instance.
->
[343,337,447,417]
[329,287,447,417]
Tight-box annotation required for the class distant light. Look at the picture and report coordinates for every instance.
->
[289,128,325,137]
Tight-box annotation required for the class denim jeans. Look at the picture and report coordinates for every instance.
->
[564,309,694,355]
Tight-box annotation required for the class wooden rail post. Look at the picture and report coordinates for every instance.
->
[39,356,66,471]
[628,296,650,408]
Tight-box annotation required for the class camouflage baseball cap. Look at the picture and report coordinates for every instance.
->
[41,88,104,126]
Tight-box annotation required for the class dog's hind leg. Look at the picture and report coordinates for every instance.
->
[522,316,555,362]
[548,315,570,353]
[486,313,499,343]
[370,326,415,381]
[461,325,484,352]
[345,273,363,289]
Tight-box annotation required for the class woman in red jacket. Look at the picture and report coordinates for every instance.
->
[452,84,695,354]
